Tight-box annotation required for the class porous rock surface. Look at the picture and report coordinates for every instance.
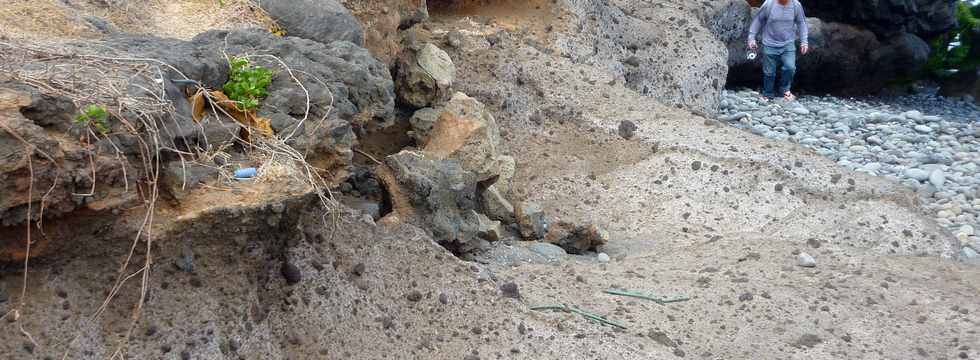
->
[559,0,729,113]
[340,0,428,64]
[377,150,500,254]
[395,42,457,108]
[0,28,395,255]
[805,0,958,38]
[413,92,514,190]
[1,1,979,359]
[257,0,365,45]
[0,85,135,230]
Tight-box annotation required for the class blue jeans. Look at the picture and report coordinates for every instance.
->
[762,43,797,98]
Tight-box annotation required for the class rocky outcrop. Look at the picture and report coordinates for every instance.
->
[107,29,394,175]
[0,28,396,261]
[557,0,728,113]
[257,0,365,45]
[340,0,428,64]
[0,85,136,230]
[872,33,931,80]
[377,151,502,253]
[804,0,958,38]
[408,92,517,222]
[701,0,755,69]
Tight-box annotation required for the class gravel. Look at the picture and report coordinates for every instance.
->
[720,89,980,251]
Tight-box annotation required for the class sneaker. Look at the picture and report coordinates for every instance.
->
[783,91,796,102]
[759,96,772,103]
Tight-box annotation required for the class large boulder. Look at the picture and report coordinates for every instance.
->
[940,67,980,104]
[408,91,519,221]
[257,0,365,46]
[804,0,958,38]
[377,151,500,253]
[412,93,514,188]
[395,43,457,109]
[870,33,931,81]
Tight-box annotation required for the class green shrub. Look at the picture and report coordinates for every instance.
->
[927,1,980,76]
[222,56,275,112]
[75,104,109,135]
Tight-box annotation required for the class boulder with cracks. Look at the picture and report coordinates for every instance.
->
[410,92,517,221]
[257,0,366,46]
[395,42,457,109]
[377,151,502,254]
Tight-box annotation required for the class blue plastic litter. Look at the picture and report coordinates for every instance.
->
[234,167,257,179]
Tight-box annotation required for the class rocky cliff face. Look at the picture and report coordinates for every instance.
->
[805,0,959,38]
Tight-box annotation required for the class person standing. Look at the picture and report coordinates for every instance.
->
[748,0,810,102]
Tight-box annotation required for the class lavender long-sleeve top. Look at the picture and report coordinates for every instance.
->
[748,1,809,48]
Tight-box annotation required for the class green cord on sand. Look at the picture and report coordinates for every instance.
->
[530,304,627,329]
[604,289,691,304]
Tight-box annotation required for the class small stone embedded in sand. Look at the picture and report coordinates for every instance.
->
[516,202,548,239]
[352,262,366,276]
[904,168,930,181]
[281,262,302,285]
[500,282,521,299]
[618,120,637,139]
[597,252,611,263]
[798,252,816,267]
[928,169,946,188]
[544,221,609,254]
[529,242,567,258]
[963,246,979,260]
[957,225,975,237]
[792,334,824,349]
[914,124,933,133]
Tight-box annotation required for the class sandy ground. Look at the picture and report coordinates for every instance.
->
[0,1,977,359]
[0,0,273,41]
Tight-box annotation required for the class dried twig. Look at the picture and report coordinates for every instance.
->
[354,148,383,166]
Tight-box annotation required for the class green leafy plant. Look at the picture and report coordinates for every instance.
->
[926,1,980,77]
[75,104,109,135]
[222,56,275,112]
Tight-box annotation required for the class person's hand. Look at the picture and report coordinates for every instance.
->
[748,40,758,50]
[801,44,809,55]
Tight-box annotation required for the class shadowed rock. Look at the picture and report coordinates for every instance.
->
[258,0,365,45]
